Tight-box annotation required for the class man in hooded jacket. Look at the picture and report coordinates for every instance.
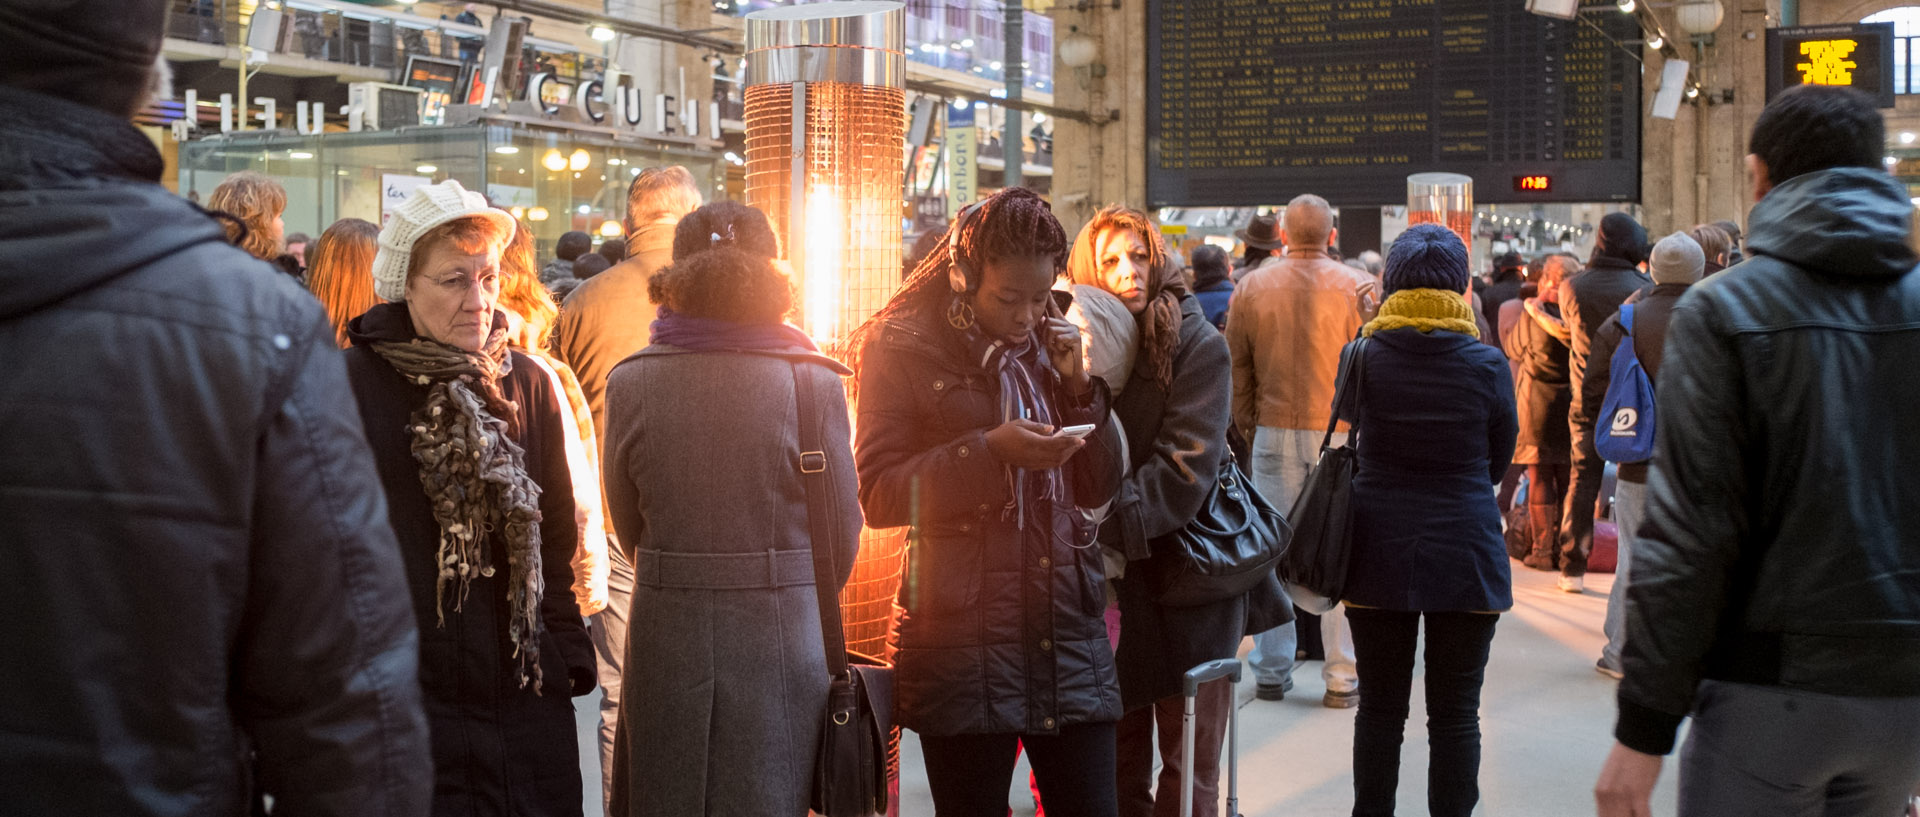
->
[1595,83,1920,817]
[1545,212,1651,591]
[0,3,430,815]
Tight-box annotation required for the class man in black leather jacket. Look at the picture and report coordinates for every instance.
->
[1595,85,1920,817]
[0,4,430,815]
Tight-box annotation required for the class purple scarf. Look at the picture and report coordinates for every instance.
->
[649,307,819,353]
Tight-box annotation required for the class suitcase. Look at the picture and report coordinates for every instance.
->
[1180,659,1243,817]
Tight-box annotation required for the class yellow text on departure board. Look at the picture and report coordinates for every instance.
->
[1797,39,1859,85]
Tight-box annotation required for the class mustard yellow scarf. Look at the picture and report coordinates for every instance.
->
[1362,288,1480,339]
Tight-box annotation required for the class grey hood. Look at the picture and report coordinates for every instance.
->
[1746,166,1917,280]
[0,86,234,320]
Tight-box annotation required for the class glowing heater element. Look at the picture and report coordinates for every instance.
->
[744,0,908,663]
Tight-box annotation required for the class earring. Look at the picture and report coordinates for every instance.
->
[946,296,977,331]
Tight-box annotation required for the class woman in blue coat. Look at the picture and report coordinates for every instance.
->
[1339,224,1517,817]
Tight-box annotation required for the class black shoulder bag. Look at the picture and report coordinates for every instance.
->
[1278,337,1369,602]
[1145,448,1294,607]
[792,363,894,817]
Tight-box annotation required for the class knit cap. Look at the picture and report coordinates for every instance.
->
[372,180,516,302]
[1382,223,1470,294]
[1649,231,1705,285]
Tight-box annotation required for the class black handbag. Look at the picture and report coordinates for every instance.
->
[792,363,893,817]
[1279,338,1369,602]
[1146,451,1293,606]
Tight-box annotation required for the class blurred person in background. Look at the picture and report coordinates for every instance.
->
[1507,254,1578,573]
[1341,224,1516,817]
[1711,218,1744,265]
[1233,213,1284,281]
[1555,213,1651,593]
[553,165,704,808]
[1583,232,1703,681]
[285,231,312,271]
[1190,243,1235,331]
[1069,206,1292,817]
[1689,223,1733,276]
[1480,251,1526,331]
[208,170,301,279]
[304,217,381,348]
[603,219,858,816]
[0,2,429,812]
[573,252,611,281]
[345,180,595,817]
[499,219,611,624]
[598,236,627,266]
[542,230,593,288]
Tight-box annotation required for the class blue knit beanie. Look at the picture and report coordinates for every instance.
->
[1382,224,1470,294]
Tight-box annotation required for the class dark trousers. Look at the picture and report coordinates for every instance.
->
[1116,680,1233,817]
[1347,609,1499,817]
[1558,440,1604,577]
[1527,463,1571,565]
[920,722,1120,817]
[1495,464,1526,511]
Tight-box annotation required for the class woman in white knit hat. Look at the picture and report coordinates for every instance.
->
[341,179,597,817]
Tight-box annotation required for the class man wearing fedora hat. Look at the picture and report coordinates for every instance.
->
[1226,194,1380,707]
[1233,213,1287,282]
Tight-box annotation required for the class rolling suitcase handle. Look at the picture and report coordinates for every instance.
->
[1181,659,1243,817]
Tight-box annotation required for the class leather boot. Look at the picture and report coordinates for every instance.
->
[1521,504,1561,571]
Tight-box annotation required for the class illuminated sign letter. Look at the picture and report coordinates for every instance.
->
[529,72,560,114]
[1797,39,1859,85]
[576,80,605,123]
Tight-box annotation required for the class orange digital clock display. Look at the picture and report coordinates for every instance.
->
[1514,175,1552,192]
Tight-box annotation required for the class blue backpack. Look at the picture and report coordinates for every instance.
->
[1595,304,1656,464]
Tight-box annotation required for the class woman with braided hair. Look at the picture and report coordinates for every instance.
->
[851,187,1126,817]
[342,180,596,817]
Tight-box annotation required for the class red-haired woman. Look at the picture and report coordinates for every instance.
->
[851,187,1125,817]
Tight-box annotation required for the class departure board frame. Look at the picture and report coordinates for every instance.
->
[1147,0,1643,207]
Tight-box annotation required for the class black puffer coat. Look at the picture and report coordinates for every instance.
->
[0,85,430,817]
[855,311,1126,737]
[1107,296,1292,709]
[345,304,595,817]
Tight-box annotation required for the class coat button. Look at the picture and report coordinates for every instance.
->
[957,445,970,458]
[1040,638,1052,651]
[1043,717,1056,729]
[960,523,972,533]
[1039,556,1052,569]
[933,379,946,391]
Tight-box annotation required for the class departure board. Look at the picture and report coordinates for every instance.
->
[1148,0,1642,206]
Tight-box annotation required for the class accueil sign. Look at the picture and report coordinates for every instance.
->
[171,72,721,141]
[526,68,724,140]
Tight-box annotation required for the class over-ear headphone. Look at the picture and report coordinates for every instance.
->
[946,200,988,294]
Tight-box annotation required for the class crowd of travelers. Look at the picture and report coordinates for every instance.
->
[3,5,1918,817]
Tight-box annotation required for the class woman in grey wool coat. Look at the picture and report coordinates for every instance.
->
[601,205,861,816]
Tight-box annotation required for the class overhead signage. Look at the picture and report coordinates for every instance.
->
[403,56,464,126]
[1766,23,1896,108]
[947,105,978,214]
[1146,0,1642,205]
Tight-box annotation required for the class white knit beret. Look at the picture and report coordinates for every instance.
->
[371,179,516,302]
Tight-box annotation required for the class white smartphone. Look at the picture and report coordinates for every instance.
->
[1056,423,1097,439]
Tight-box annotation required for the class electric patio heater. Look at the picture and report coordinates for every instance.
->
[1407,172,1475,256]
[743,0,909,671]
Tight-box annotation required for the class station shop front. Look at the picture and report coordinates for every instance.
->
[178,120,725,259]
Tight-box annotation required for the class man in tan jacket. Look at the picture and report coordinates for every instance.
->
[1226,194,1378,707]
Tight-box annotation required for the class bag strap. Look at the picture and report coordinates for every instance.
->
[791,362,851,679]
[1619,303,1635,335]
[1320,337,1369,450]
